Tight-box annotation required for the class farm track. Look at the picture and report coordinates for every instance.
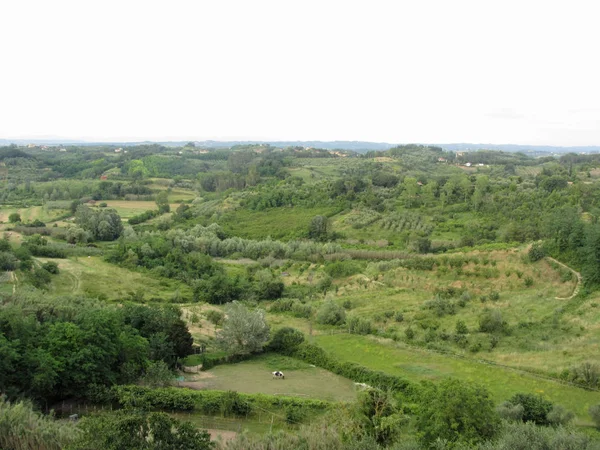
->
[546,256,582,300]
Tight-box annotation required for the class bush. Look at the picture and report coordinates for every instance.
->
[479,309,507,334]
[205,309,225,326]
[568,362,599,388]
[546,404,574,426]
[42,261,60,274]
[528,243,546,262]
[221,390,252,417]
[324,260,364,278]
[316,301,346,325]
[268,327,305,354]
[422,295,456,317]
[417,379,500,447]
[347,316,372,335]
[28,267,52,289]
[589,404,600,428]
[455,320,468,335]
[496,401,524,422]
[480,421,597,450]
[506,393,553,426]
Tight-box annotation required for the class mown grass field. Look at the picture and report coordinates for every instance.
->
[97,200,181,219]
[34,256,192,301]
[183,354,357,403]
[0,205,69,224]
[218,206,341,240]
[315,333,600,425]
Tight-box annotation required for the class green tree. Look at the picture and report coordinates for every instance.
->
[316,300,346,325]
[216,302,270,355]
[268,327,305,354]
[506,393,554,426]
[354,388,407,446]
[309,215,329,241]
[155,191,170,214]
[71,410,213,450]
[417,378,500,447]
[8,212,21,223]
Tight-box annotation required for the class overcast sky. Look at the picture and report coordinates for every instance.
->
[1,0,599,146]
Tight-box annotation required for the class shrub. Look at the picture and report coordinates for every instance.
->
[506,393,553,426]
[205,309,225,326]
[479,309,507,334]
[422,295,456,317]
[589,404,600,428]
[221,390,252,417]
[455,320,468,335]
[568,362,599,388]
[285,405,306,424]
[42,261,60,274]
[324,260,364,278]
[417,379,500,447]
[496,401,524,422]
[481,421,597,450]
[524,276,534,287]
[268,327,305,354]
[528,243,546,262]
[347,316,372,335]
[546,404,574,426]
[316,301,346,325]
[394,311,404,322]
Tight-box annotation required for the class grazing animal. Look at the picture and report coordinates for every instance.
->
[272,371,285,379]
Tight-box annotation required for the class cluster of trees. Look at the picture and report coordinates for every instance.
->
[75,205,123,241]
[0,294,192,405]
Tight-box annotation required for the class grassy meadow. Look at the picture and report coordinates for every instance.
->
[182,353,357,403]
[33,256,192,301]
[315,333,600,425]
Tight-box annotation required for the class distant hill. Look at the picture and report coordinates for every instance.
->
[2,138,600,154]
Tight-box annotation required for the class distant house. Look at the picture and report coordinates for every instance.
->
[437,157,446,162]
[478,163,484,167]
[100,175,108,180]
[417,181,424,186]
[465,162,472,167]
[114,148,123,153]
[87,200,97,206]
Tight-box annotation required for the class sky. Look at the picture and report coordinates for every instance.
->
[1,0,599,146]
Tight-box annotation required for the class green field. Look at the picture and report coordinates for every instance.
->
[315,333,600,425]
[218,206,341,240]
[34,256,192,301]
[182,354,357,403]
[0,205,69,224]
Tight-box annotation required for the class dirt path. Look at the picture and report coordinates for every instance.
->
[207,429,237,443]
[546,256,582,300]
[11,271,17,294]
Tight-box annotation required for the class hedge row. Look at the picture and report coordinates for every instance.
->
[128,209,161,225]
[291,343,419,399]
[199,352,255,370]
[113,386,330,416]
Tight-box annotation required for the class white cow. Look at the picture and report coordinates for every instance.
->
[272,371,285,379]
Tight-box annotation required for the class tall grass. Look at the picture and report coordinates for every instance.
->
[0,398,79,450]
